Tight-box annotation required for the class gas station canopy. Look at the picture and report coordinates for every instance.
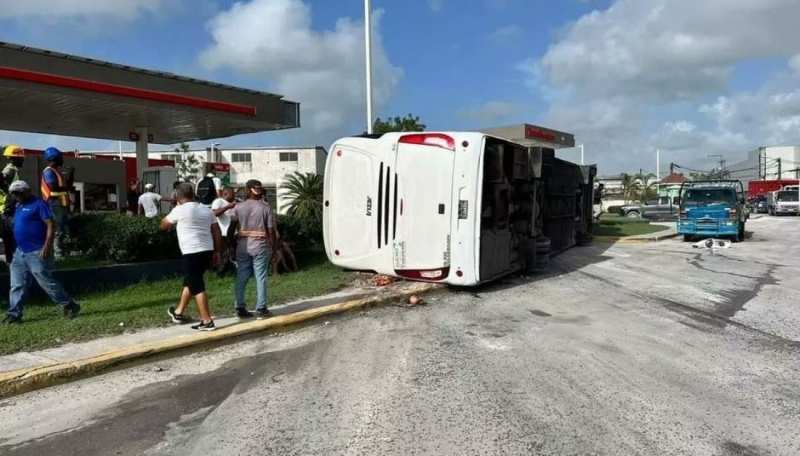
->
[480,123,575,149]
[0,41,300,145]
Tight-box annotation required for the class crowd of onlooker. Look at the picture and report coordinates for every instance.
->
[1,148,295,330]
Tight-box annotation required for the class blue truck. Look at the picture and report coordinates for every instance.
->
[677,180,747,242]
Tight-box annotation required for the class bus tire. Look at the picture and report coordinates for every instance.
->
[534,236,551,270]
[576,232,593,246]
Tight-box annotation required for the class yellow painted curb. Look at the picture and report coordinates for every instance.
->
[594,232,679,244]
[0,283,440,399]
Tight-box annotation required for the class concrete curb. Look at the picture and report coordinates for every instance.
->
[595,232,680,244]
[0,283,440,399]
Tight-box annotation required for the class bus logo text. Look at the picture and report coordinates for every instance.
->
[366,196,372,216]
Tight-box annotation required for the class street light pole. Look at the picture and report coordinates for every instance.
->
[579,143,584,165]
[656,148,660,180]
[364,0,374,134]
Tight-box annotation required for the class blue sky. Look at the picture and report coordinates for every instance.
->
[1,0,799,175]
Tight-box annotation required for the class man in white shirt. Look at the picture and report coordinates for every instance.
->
[138,183,162,218]
[211,187,236,276]
[160,183,222,331]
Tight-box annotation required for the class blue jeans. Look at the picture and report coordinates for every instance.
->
[234,250,270,311]
[7,249,75,318]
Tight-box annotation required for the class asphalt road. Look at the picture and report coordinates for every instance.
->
[1,215,799,455]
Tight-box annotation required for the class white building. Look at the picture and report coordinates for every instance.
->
[88,146,327,213]
[727,146,800,188]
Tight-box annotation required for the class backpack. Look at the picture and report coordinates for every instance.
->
[196,176,217,205]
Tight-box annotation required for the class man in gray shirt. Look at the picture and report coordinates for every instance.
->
[229,179,277,319]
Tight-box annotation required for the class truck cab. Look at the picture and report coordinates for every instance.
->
[769,186,800,216]
[677,180,746,242]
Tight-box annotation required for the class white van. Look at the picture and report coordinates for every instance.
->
[323,131,546,286]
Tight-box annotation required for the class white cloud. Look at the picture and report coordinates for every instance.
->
[539,0,800,101]
[456,101,522,123]
[0,0,166,20]
[525,0,800,173]
[700,86,800,145]
[199,0,402,139]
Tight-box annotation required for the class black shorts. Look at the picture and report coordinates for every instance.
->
[183,250,213,295]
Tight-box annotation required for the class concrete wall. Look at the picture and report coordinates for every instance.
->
[221,147,325,186]
[91,146,328,191]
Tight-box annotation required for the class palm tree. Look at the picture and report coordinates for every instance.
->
[279,172,324,220]
[620,173,636,203]
[634,172,658,202]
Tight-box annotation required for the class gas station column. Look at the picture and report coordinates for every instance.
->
[135,126,149,180]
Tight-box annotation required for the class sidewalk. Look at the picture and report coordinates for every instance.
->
[595,221,679,244]
[623,222,678,241]
[0,280,439,398]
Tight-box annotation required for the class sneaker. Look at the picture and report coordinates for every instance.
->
[63,303,81,319]
[256,309,273,320]
[191,320,216,331]
[235,308,255,319]
[2,314,21,325]
[168,307,185,324]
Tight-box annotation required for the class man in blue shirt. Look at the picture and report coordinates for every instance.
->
[2,180,80,324]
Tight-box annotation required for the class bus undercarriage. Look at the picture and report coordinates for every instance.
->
[479,140,596,282]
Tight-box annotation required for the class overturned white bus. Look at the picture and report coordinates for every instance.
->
[322,126,596,286]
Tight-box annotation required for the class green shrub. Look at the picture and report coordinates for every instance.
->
[62,212,325,264]
[606,205,622,214]
[277,213,323,251]
[64,214,181,263]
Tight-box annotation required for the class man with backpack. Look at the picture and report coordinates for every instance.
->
[195,163,223,208]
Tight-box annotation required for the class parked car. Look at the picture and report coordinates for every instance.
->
[619,196,679,220]
[748,195,768,214]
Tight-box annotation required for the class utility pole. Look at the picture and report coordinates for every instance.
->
[364,0,374,134]
[777,157,782,178]
[656,148,660,180]
[708,154,724,180]
[670,162,675,174]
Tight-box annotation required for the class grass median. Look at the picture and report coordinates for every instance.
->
[592,214,670,238]
[0,254,350,356]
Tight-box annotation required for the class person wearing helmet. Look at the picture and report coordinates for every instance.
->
[41,147,74,257]
[0,144,25,262]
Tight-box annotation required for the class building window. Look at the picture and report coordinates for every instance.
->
[279,152,298,162]
[161,154,183,163]
[232,153,252,163]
